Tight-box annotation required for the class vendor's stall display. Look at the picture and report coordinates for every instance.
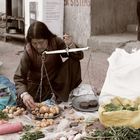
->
[84,48,140,140]
[0,102,97,139]
[72,94,99,112]
[99,97,140,129]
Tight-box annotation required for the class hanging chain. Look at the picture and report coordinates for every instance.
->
[36,53,56,103]
[81,50,92,93]
[43,63,56,103]
[82,50,98,96]
[36,54,45,102]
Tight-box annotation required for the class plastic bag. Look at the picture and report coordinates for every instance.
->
[0,75,16,110]
[0,84,16,110]
[99,97,140,129]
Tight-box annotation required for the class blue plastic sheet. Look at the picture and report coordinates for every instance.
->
[0,75,16,110]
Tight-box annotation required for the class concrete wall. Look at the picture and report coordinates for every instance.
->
[64,0,137,45]
[64,0,91,46]
[91,0,138,35]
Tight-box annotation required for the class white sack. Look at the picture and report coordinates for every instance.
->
[99,48,140,104]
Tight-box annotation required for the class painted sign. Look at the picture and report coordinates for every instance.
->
[64,0,90,6]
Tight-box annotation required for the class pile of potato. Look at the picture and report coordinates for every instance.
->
[2,106,26,119]
[71,116,85,123]
[35,119,54,128]
[31,103,60,118]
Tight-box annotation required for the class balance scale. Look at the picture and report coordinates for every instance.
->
[42,46,89,55]
[37,47,89,103]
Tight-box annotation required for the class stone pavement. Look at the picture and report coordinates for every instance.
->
[0,40,23,82]
[0,33,139,93]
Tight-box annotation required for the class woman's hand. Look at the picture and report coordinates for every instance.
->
[63,33,74,47]
[22,93,36,109]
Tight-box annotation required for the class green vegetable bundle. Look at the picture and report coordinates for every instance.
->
[20,131,45,140]
[104,103,138,112]
[83,126,140,140]
[0,110,8,120]
[99,97,140,129]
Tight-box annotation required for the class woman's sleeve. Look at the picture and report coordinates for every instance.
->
[68,43,84,60]
[14,50,31,98]
[56,37,84,60]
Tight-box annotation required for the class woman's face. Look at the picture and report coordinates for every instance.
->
[31,39,48,54]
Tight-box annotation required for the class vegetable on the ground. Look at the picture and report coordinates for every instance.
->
[104,103,138,112]
[0,110,8,120]
[20,131,45,140]
[23,125,34,132]
[82,126,140,140]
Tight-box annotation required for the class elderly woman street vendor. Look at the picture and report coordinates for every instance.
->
[14,21,83,109]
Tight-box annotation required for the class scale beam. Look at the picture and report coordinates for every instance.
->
[43,46,89,55]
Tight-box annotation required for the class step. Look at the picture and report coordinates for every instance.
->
[127,24,137,33]
[87,33,137,54]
